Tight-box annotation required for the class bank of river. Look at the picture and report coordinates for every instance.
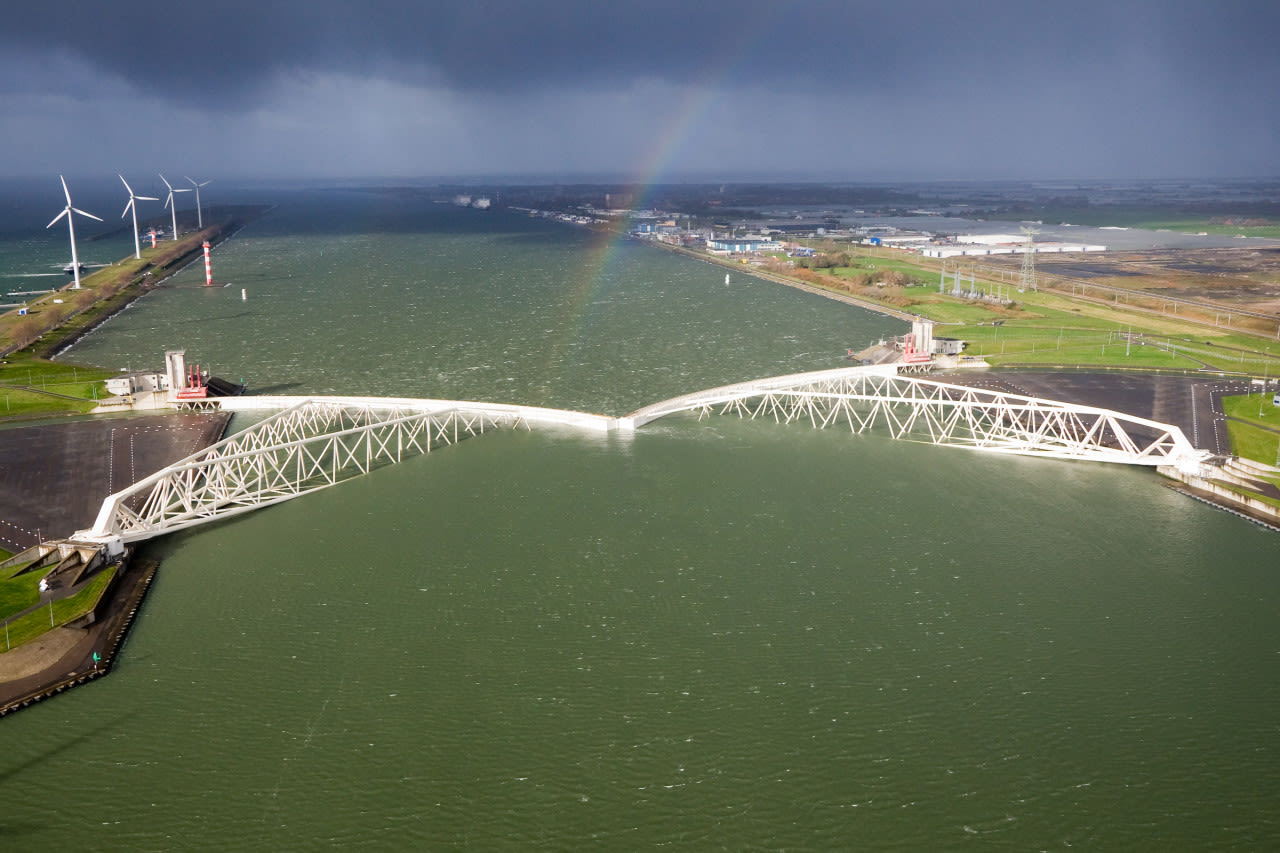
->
[643,237,919,322]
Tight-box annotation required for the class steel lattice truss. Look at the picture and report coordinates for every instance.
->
[75,367,1207,550]
[89,399,521,542]
[627,367,1204,469]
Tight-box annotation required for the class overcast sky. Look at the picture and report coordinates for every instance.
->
[3,0,1278,183]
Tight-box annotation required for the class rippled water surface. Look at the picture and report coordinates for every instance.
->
[5,192,1280,850]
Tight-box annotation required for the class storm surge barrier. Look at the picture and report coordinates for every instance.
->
[78,396,614,549]
[72,366,1208,552]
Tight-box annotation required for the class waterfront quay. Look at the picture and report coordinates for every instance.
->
[0,411,231,714]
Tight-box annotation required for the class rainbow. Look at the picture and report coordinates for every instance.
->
[535,26,769,394]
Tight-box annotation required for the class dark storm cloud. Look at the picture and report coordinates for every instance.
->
[2,0,1278,179]
[9,0,1276,101]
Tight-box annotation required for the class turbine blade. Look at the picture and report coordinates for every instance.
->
[119,174,132,194]
[159,173,173,191]
[138,195,158,201]
[73,207,103,222]
[164,193,172,209]
[122,199,133,218]
[47,208,69,229]
[60,175,72,205]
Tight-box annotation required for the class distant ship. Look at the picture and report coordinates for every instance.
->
[63,262,87,275]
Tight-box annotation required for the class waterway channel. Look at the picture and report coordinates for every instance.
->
[4,190,1280,849]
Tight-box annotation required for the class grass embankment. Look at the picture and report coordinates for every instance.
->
[0,564,117,651]
[0,210,265,422]
[0,358,114,419]
[0,561,41,618]
[773,244,1280,376]
[1,225,222,357]
[1222,393,1280,468]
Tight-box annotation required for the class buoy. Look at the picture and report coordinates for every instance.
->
[241,288,247,301]
[203,241,213,286]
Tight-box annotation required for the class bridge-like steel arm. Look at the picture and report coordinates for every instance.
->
[623,366,1207,470]
[69,368,1208,553]
[85,397,612,544]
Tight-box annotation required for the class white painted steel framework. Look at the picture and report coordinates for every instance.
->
[82,397,613,545]
[72,367,1208,551]
[623,365,1207,470]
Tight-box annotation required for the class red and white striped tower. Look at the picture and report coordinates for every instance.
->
[149,228,157,248]
[203,241,212,286]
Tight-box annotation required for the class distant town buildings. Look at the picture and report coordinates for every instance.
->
[917,233,1106,258]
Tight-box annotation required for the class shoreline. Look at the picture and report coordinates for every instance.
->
[3,204,273,363]
[0,555,159,717]
[634,235,919,322]
[48,209,271,360]
[0,410,232,709]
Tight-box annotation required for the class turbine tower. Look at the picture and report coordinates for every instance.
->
[1019,226,1040,292]
[119,174,158,260]
[186,175,211,229]
[46,175,102,290]
[159,174,190,241]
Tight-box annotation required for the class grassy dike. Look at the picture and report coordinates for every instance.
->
[1,562,117,651]
[685,233,1280,376]
[0,207,268,422]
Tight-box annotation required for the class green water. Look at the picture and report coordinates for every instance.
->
[6,193,1280,849]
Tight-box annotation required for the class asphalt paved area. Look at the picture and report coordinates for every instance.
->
[0,413,231,550]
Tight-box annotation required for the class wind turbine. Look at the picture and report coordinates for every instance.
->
[185,176,211,229]
[119,175,158,260]
[46,175,102,290]
[159,174,190,241]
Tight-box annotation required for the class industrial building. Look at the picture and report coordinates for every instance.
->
[919,234,1106,258]
[705,237,783,254]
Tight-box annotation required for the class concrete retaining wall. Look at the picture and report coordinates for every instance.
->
[1159,465,1280,524]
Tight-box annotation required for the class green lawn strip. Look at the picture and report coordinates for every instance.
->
[0,352,116,419]
[1222,393,1280,427]
[785,248,1280,368]
[0,387,98,418]
[0,354,111,387]
[904,300,1002,324]
[0,566,43,620]
[982,341,1204,369]
[1225,418,1280,467]
[0,565,117,650]
[833,254,940,279]
[855,263,1274,372]
[942,302,1274,372]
